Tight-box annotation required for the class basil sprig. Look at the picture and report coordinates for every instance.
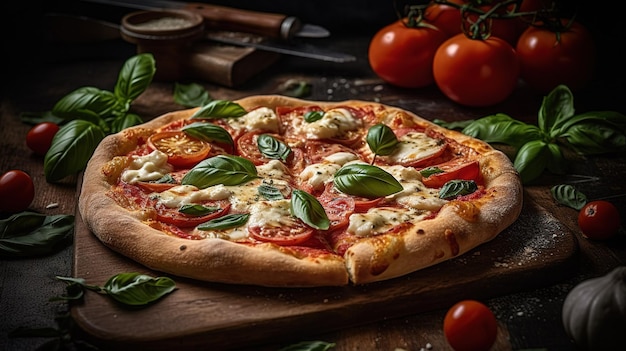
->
[182,155,258,189]
[366,123,399,162]
[0,212,75,258]
[55,273,176,307]
[181,122,234,146]
[40,53,155,182]
[257,134,292,161]
[190,100,247,119]
[197,213,250,231]
[461,85,626,184]
[439,180,478,199]
[333,164,403,198]
[290,190,330,230]
[550,184,588,210]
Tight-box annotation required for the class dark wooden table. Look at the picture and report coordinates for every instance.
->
[2,2,625,350]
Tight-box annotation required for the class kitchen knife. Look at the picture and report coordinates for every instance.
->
[79,0,330,40]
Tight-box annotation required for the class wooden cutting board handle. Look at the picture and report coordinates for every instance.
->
[181,2,301,40]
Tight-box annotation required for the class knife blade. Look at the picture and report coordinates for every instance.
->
[79,0,330,40]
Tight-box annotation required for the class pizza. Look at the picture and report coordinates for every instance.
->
[78,95,523,287]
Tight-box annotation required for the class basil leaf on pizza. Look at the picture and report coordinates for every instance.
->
[333,164,403,198]
[179,204,220,216]
[197,213,250,231]
[290,190,330,230]
[304,110,324,123]
[190,100,247,119]
[439,180,478,199]
[258,184,285,201]
[181,122,234,145]
[420,167,444,178]
[257,134,292,161]
[366,123,399,156]
[182,155,259,189]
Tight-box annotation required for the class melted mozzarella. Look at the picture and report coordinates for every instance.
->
[303,108,361,139]
[385,131,442,164]
[247,199,297,228]
[121,150,173,184]
[348,207,427,237]
[226,107,279,132]
[380,165,448,211]
[157,184,231,208]
[299,163,341,191]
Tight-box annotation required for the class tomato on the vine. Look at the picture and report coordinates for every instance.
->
[443,300,498,351]
[578,200,621,240]
[0,170,35,213]
[423,0,465,37]
[433,34,520,107]
[26,122,60,156]
[368,18,448,88]
[516,19,595,93]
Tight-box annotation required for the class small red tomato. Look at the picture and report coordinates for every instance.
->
[26,122,60,156]
[578,200,621,240]
[0,170,35,213]
[443,300,498,351]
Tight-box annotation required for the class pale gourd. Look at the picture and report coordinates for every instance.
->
[562,266,626,350]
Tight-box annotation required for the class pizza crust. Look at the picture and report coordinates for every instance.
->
[79,95,522,287]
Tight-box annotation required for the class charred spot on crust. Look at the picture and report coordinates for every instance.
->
[444,229,460,256]
[179,245,187,251]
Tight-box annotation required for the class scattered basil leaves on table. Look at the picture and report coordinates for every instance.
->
[173,82,212,107]
[55,273,177,307]
[0,212,75,258]
[550,184,588,210]
[42,53,156,182]
[459,85,626,184]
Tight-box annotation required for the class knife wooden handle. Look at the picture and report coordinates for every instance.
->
[181,3,301,40]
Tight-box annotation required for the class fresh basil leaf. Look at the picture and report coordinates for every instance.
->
[182,122,234,145]
[50,277,89,301]
[113,53,156,102]
[19,111,64,125]
[561,120,626,155]
[56,276,103,292]
[197,213,250,231]
[179,204,219,216]
[546,143,566,174]
[290,190,330,230]
[104,273,176,306]
[420,167,444,178]
[44,119,106,182]
[557,110,626,132]
[462,113,544,150]
[280,80,312,98]
[304,110,323,123]
[278,340,336,351]
[258,184,285,200]
[173,82,211,107]
[366,123,399,156]
[439,180,478,199]
[539,85,575,137]
[110,113,143,133]
[513,140,552,185]
[0,212,74,258]
[52,87,118,124]
[257,134,291,161]
[155,174,176,184]
[334,164,403,198]
[551,184,587,210]
[190,100,247,119]
[433,119,475,131]
[182,155,258,188]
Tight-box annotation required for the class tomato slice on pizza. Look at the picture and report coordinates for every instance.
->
[147,131,211,168]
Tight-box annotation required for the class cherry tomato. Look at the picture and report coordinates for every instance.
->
[424,0,464,37]
[369,18,448,88]
[578,200,621,240]
[422,160,480,188]
[147,131,211,168]
[0,170,35,213]
[249,222,314,246]
[443,300,498,351]
[26,122,60,156]
[516,19,595,93]
[433,34,520,107]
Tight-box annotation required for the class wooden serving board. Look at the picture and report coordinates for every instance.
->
[71,190,577,350]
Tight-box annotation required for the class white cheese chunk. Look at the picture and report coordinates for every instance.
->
[157,184,231,208]
[385,131,443,164]
[380,165,448,211]
[247,199,296,228]
[323,152,359,165]
[121,150,173,184]
[226,107,279,132]
[299,163,341,191]
[348,207,426,237]
[304,108,361,139]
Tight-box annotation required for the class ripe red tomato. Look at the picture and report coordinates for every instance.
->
[369,19,448,88]
[424,0,465,37]
[147,131,211,168]
[443,300,498,351]
[516,20,595,93]
[26,122,60,156]
[433,34,519,107]
[578,200,621,240]
[0,170,35,213]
